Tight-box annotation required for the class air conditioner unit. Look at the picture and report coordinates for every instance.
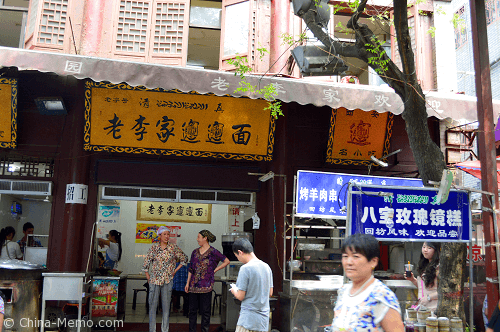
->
[0,180,52,196]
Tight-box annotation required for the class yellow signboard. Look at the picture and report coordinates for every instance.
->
[137,201,211,224]
[0,78,17,149]
[326,108,394,166]
[84,81,275,161]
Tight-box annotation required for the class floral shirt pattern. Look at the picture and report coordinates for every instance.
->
[188,246,226,293]
[331,279,400,332]
[142,243,188,286]
[0,295,4,314]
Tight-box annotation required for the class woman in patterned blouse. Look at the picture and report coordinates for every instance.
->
[142,226,188,332]
[185,230,230,332]
[331,233,404,332]
[0,290,5,332]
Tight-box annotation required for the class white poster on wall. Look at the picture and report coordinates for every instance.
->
[228,206,244,232]
[97,205,120,239]
[65,184,88,204]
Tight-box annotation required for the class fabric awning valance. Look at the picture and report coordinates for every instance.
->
[1,46,499,122]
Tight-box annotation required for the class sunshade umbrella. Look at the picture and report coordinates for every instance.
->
[455,159,500,187]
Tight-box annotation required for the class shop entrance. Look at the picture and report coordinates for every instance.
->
[93,184,256,329]
[0,179,52,264]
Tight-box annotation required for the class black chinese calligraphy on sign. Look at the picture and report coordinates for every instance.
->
[156,116,175,143]
[132,115,150,141]
[137,202,212,224]
[232,124,251,145]
[104,113,125,139]
[181,119,200,143]
[207,121,224,144]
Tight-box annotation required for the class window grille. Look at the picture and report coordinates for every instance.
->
[116,0,150,53]
[0,156,54,178]
[153,2,186,54]
[37,0,67,45]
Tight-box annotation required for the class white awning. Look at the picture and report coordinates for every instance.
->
[1,46,498,122]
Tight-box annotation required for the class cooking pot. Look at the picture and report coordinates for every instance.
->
[287,260,302,271]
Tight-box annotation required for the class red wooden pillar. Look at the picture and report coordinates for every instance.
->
[47,79,91,272]
[269,0,290,74]
[80,0,106,56]
[469,0,500,317]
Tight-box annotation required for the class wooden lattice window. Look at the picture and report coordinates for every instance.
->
[37,0,67,45]
[153,2,186,54]
[116,0,150,53]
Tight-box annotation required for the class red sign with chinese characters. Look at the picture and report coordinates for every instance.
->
[467,244,483,263]
[326,108,393,166]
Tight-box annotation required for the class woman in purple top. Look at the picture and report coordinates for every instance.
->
[185,230,230,332]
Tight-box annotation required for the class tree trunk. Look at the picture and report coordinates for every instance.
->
[435,243,468,326]
[298,0,468,321]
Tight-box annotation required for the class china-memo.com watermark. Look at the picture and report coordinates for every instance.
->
[3,317,124,329]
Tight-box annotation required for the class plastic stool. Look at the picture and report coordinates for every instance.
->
[132,288,147,310]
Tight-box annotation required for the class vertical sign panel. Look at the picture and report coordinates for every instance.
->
[0,78,17,149]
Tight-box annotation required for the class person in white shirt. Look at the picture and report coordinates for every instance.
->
[1,226,23,260]
[331,233,404,332]
[98,230,122,269]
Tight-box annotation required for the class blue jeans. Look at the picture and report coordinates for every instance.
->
[148,281,173,332]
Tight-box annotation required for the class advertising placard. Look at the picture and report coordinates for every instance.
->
[348,184,471,242]
[92,278,119,317]
[296,170,423,219]
[135,223,182,244]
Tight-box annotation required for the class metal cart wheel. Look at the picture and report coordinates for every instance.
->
[44,306,65,331]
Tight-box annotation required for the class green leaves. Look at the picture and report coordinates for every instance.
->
[280,32,306,47]
[427,26,436,37]
[365,37,389,74]
[227,55,282,118]
[226,55,252,79]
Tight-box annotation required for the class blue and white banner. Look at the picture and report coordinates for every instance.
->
[348,184,471,242]
[296,171,423,219]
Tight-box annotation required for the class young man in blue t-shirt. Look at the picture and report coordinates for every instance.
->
[230,238,273,332]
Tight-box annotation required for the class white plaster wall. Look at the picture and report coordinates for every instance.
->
[433,1,458,93]
[0,195,51,243]
[0,194,17,231]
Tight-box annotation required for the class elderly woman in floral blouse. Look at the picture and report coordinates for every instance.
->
[185,230,230,332]
[143,226,188,332]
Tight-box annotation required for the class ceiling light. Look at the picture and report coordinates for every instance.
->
[35,97,67,115]
[258,171,275,182]
[370,149,403,167]
[370,155,388,167]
